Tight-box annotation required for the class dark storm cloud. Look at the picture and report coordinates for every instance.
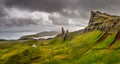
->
[0,8,5,17]
[0,18,39,27]
[77,0,120,10]
[1,0,120,27]
[76,0,120,19]
[4,0,66,12]
[0,0,6,17]
[4,0,80,12]
[4,0,120,13]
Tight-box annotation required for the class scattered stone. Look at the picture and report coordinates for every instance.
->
[32,44,37,48]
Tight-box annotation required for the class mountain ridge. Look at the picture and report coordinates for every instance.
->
[19,31,60,40]
[85,11,120,32]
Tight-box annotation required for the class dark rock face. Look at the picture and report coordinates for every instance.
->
[85,11,120,32]
[63,30,69,41]
[61,27,65,35]
[61,27,69,41]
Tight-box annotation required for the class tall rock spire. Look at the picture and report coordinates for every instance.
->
[61,27,65,35]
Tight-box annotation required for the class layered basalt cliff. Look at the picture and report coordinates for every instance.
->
[85,11,120,32]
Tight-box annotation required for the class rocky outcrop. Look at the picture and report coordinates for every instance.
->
[63,30,69,41]
[85,11,120,32]
[61,27,69,41]
[61,27,65,35]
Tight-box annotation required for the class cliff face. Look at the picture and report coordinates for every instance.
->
[85,11,120,32]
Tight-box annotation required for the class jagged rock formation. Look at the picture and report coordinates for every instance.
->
[61,27,69,41]
[85,11,120,32]
[63,30,69,41]
[61,27,65,35]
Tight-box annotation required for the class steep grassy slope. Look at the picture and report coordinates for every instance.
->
[0,30,120,64]
[1,11,120,64]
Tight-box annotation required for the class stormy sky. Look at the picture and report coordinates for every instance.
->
[1,0,120,39]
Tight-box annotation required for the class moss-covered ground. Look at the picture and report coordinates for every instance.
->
[0,30,120,64]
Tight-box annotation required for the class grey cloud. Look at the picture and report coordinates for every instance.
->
[3,0,120,15]
[0,0,5,5]
[1,0,120,27]
[4,0,80,12]
[64,0,120,19]
[49,15,69,25]
[76,0,120,19]
[0,8,5,17]
[77,0,120,10]
[0,18,39,27]
[4,0,66,12]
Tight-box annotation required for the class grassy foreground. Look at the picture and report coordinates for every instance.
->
[0,30,120,64]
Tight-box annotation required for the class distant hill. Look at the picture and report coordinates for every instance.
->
[19,31,60,40]
[0,39,6,41]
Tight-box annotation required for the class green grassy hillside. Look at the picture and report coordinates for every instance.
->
[0,30,120,64]
[1,11,120,64]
